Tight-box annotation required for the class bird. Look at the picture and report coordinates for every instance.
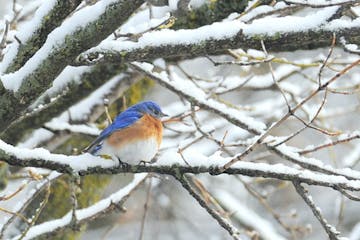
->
[84,101,167,165]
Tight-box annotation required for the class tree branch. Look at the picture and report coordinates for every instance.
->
[4,0,83,73]
[293,181,341,240]
[174,173,241,240]
[75,12,360,66]
[0,0,145,133]
[11,173,148,240]
[1,141,360,191]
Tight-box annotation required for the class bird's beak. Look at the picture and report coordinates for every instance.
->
[160,111,169,117]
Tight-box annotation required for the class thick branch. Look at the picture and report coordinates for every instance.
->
[4,0,83,73]
[0,0,145,133]
[131,62,360,181]
[12,173,147,240]
[1,142,360,191]
[75,17,360,66]
[0,63,127,144]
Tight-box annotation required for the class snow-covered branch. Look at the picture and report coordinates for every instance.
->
[1,140,360,192]
[11,173,148,240]
[0,0,145,133]
[131,61,360,181]
[2,0,82,73]
[75,8,360,66]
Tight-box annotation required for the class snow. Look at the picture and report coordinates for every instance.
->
[82,20,246,57]
[45,120,101,136]
[17,128,54,149]
[133,62,267,133]
[286,0,356,6]
[0,0,55,74]
[0,0,119,91]
[66,73,127,121]
[42,66,91,98]
[344,142,360,167]
[155,149,360,190]
[215,190,286,240]
[243,6,339,35]
[0,171,61,235]
[239,2,288,22]
[13,173,147,240]
[80,5,347,62]
[273,142,360,180]
[0,140,116,172]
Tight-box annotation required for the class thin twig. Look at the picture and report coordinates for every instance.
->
[218,58,360,172]
[0,207,29,224]
[0,182,27,201]
[174,173,241,240]
[19,183,51,240]
[293,181,341,240]
[299,133,360,154]
[138,177,152,240]
[284,0,357,8]
[236,177,297,235]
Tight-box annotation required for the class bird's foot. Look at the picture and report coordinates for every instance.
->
[117,157,130,169]
[138,160,151,166]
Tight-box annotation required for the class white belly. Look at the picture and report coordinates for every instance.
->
[97,137,159,164]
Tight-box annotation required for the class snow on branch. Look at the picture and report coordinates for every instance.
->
[1,139,360,192]
[215,190,287,240]
[285,0,358,8]
[75,6,360,66]
[131,61,360,181]
[0,0,145,134]
[0,0,82,74]
[11,173,148,240]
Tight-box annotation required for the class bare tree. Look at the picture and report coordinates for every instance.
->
[0,0,360,239]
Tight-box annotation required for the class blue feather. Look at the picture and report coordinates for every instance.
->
[85,109,142,154]
[84,101,165,154]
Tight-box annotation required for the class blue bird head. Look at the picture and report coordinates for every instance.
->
[130,101,168,119]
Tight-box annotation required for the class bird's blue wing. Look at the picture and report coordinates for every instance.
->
[84,110,142,154]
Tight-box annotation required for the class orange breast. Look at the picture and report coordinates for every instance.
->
[107,114,163,148]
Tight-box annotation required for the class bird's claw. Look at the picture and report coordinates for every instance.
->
[117,157,130,169]
[138,160,150,166]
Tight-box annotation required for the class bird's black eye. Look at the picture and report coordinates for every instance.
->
[153,109,160,115]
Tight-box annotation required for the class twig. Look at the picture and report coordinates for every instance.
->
[299,133,360,155]
[19,183,51,240]
[104,98,113,124]
[273,88,330,147]
[293,181,341,240]
[12,174,148,240]
[318,34,336,86]
[70,174,79,230]
[174,173,241,240]
[206,55,275,66]
[236,177,296,235]
[0,207,29,224]
[0,182,27,201]
[138,177,152,240]
[0,173,61,239]
[220,57,360,171]
[284,0,357,8]
[334,186,360,201]
[261,40,292,111]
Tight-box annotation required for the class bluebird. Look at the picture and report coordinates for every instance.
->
[84,101,167,165]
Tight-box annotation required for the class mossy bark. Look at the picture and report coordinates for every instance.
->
[5,0,83,73]
[173,0,250,29]
[0,0,145,133]
[12,78,154,239]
